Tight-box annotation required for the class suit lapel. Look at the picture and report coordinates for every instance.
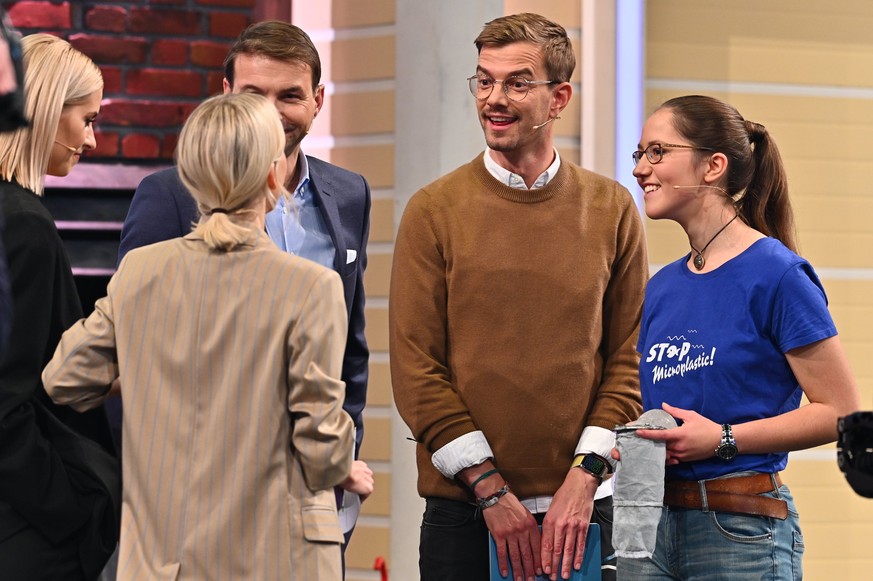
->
[307,157,344,273]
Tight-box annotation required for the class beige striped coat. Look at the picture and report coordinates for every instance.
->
[43,232,354,580]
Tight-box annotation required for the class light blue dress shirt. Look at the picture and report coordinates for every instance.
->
[265,153,336,270]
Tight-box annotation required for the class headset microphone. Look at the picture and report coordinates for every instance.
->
[673,185,728,194]
[54,140,78,152]
[532,116,561,130]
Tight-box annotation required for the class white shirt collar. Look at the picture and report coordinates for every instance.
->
[484,147,561,190]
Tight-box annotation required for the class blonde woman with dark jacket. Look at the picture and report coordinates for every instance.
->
[0,34,118,581]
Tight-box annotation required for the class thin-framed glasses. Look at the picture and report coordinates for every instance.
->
[467,75,559,102]
[632,142,714,166]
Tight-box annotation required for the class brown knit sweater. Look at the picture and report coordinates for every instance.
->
[390,154,647,502]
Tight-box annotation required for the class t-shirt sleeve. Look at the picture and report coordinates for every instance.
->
[772,262,837,353]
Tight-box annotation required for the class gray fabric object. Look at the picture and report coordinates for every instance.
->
[612,409,677,559]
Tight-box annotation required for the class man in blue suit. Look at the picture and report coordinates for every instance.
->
[115,20,373,564]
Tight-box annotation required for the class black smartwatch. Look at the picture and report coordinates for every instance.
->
[715,423,738,461]
[572,454,610,484]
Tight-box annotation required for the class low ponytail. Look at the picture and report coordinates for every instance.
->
[176,93,285,252]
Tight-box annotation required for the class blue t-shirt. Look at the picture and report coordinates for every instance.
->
[638,237,836,480]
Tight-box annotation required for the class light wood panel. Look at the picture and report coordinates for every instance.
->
[333,0,395,28]
[364,252,392,297]
[331,36,395,82]
[330,145,395,189]
[369,198,395,243]
[329,91,395,136]
[366,361,393,407]
[359,416,391,462]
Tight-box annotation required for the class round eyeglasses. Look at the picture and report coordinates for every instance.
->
[467,75,559,102]
[632,142,714,166]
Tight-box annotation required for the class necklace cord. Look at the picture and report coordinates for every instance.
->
[689,212,740,270]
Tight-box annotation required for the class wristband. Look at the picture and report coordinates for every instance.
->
[470,468,499,492]
[476,484,511,510]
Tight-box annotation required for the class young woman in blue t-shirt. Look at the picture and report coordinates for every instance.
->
[620,95,861,580]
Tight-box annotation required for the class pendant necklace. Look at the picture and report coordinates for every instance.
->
[689,213,739,271]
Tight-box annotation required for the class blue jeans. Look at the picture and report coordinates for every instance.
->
[616,485,803,580]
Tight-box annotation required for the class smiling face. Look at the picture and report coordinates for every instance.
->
[633,107,713,223]
[224,54,323,161]
[46,89,101,177]
[474,42,564,166]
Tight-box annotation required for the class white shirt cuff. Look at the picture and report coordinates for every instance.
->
[574,425,617,470]
[431,431,494,478]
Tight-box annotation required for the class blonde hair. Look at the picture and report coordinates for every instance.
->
[0,34,103,195]
[177,93,285,251]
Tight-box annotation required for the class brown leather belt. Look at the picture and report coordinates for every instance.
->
[664,472,788,520]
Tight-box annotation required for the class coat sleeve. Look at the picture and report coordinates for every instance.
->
[339,174,370,458]
[287,269,354,492]
[42,287,120,413]
[0,209,91,543]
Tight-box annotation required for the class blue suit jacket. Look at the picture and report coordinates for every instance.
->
[117,158,371,455]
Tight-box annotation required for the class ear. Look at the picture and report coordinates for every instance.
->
[703,152,728,185]
[266,162,279,191]
[313,84,325,117]
[264,163,280,212]
[222,78,232,95]
[550,82,572,118]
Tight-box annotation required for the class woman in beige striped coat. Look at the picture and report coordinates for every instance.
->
[43,92,355,580]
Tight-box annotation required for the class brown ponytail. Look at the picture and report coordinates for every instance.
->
[741,120,796,253]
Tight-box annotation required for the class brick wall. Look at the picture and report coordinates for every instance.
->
[4,0,256,162]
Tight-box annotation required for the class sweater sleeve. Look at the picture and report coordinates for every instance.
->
[390,191,480,455]
[586,186,647,430]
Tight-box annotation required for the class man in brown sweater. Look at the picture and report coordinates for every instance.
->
[390,12,647,581]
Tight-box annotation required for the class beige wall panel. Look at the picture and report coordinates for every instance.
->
[329,91,395,136]
[769,122,870,163]
[364,306,388,352]
[556,146,580,166]
[344,525,390,571]
[786,160,867,199]
[504,0,580,28]
[649,39,873,87]
[828,306,873,342]
[332,0,395,28]
[360,471,391,516]
[359,416,391,462]
[644,219,688,265]
[793,197,873,237]
[364,251,392,297]
[802,523,873,558]
[804,560,873,581]
[367,361,393,407]
[331,145,394,189]
[369,197,395,243]
[331,36,395,82]
[799,232,873,270]
[646,89,873,130]
[648,1,873,85]
[842,342,873,377]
